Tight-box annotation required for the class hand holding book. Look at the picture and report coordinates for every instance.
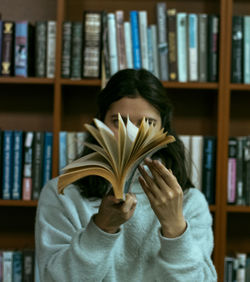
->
[58,113,175,199]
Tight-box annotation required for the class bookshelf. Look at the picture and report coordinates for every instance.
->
[0,0,249,280]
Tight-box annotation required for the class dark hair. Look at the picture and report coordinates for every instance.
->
[75,69,193,198]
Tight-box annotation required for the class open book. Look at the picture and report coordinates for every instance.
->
[58,114,175,199]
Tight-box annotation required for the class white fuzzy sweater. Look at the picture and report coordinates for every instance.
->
[35,178,217,282]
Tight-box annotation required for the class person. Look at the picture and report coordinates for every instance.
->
[35,69,217,281]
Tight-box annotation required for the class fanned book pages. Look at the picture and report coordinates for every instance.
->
[58,114,175,199]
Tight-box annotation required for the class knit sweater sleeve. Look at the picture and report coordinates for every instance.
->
[35,178,120,282]
[153,188,217,282]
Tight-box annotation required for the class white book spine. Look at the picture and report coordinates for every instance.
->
[139,11,149,70]
[147,27,153,73]
[124,21,133,69]
[150,24,160,78]
[3,251,13,282]
[244,16,250,84]
[107,13,119,76]
[190,135,203,191]
[188,14,198,81]
[179,135,191,176]
[46,21,57,78]
[177,13,188,82]
[67,132,77,164]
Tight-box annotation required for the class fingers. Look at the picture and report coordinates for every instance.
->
[121,193,137,213]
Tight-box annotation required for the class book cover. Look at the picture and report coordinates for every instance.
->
[156,2,168,81]
[58,114,175,199]
[124,21,133,69]
[231,16,243,83]
[12,130,24,200]
[83,11,103,78]
[46,21,56,78]
[227,137,237,204]
[32,131,45,200]
[207,15,219,82]
[12,251,23,282]
[202,136,217,204]
[167,8,178,81]
[1,21,15,76]
[243,16,250,84]
[2,130,14,200]
[61,21,72,78]
[42,132,53,187]
[177,13,188,82]
[198,14,208,82]
[22,131,34,200]
[35,21,47,77]
[138,10,149,71]
[115,10,127,71]
[188,14,198,82]
[107,13,118,76]
[130,10,142,70]
[14,21,34,77]
[70,22,83,79]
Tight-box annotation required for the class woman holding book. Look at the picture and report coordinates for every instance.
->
[35,69,217,281]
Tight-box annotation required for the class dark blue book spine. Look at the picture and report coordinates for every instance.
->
[12,251,23,282]
[202,136,217,204]
[130,11,141,69]
[12,131,24,200]
[2,130,14,199]
[42,132,53,187]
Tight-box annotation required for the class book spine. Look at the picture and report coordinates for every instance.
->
[82,12,102,78]
[2,251,13,282]
[107,13,118,76]
[0,130,2,198]
[115,10,127,70]
[76,131,87,156]
[2,130,14,200]
[22,131,34,200]
[101,11,111,80]
[61,21,72,78]
[70,22,83,79]
[0,21,2,72]
[22,250,34,282]
[46,21,56,78]
[32,131,45,200]
[67,132,77,164]
[130,10,141,70]
[150,24,160,78]
[12,251,23,282]
[59,131,67,173]
[227,137,237,204]
[1,21,15,76]
[177,13,188,82]
[236,136,246,205]
[42,132,53,187]
[207,15,219,82]
[243,16,250,84]
[244,136,250,205]
[0,252,2,282]
[124,21,133,69]
[167,8,178,81]
[15,21,29,77]
[147,27,153,73]
[12,131,24,200]
[179,135,192,177]
[138,11,149,70]
[35,21,47,77]
[156,2,168,81]
[202,136,217,204]
[224,256,234,282]
[231,16,243,83]
[198,14,208,82]
[188,14,198,81]
[190,135,203,191]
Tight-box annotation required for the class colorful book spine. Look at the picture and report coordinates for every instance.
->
[107,13,118,76]
[46,21,56,78]
[177,13,188,82]
[130,10,141,70]
[59,131,67,173]
[61,21,72,78]
[124,21,133,69]
[12,131,24,200]
[35,21,47,77]
[138,10,149,70]
[82,12,102,78]
[115,10,127,70]
[1,21,15,76]
[188,14,198,81]
[198,14,208,82]
[42,132,53,187]
[2,130,14,200]
[244,136,250,205]
[243,16,250,84]
[227,137,237,204]
[231,16,243,83]
[156,2,168,81]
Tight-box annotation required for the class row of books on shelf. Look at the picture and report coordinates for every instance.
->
[0,249,39,282]
[224,253,250,282]
[0,130,53,200]
[61,5,220,82]
[0,19,56,78]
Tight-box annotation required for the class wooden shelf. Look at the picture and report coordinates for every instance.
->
[60,78,102,86]
[209,205,216,212]
[0,200,38,207]
[227,205,250,213]
[0,77,54,85]
[230,83,250,91]
[162,82,218,89]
